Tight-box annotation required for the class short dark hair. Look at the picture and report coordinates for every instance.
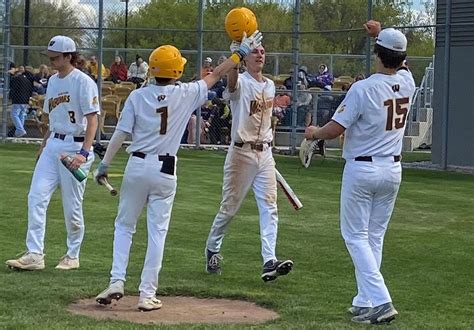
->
[374,44,406,69]
[64,52,78,65]
[155,77,174,85]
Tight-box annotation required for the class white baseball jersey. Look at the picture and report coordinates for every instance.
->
[43,69,99,136]
[117,80,207,155]
[332,69,415,159]
[223,72,275,143]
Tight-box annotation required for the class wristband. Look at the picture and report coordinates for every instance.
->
[230,53,241,64]
[78,148,89,160]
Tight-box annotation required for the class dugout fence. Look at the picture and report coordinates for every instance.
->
[1,0,435,153]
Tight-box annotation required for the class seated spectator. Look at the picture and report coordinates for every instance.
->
[127,54,149,87]
[201,57,214,79]
[107,55,128,83]
[75,54,92,77]
[207,98,231,145]
[284,66,308,90]
[87,55,107,81]
[297,65,309,87]
[9,63,34,137]
[347,73,366,90]
[32,64,50,95]
[313,64,334,90]
[273,88,291,125]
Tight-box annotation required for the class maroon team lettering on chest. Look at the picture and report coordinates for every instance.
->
[48,94,71,112]
[249,98,273,116]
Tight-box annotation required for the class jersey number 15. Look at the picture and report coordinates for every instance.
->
[384,97,409,131]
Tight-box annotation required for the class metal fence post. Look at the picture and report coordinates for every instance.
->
[195,0,204,148]
[365,0,373,77]
[1,0,11,141]
[96,0,104,143]
[289,0,301,155]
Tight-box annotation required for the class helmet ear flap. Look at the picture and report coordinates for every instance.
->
[149,45,186,79]
[225,7,258,42]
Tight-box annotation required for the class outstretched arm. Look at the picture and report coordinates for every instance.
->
[203,31,262,90]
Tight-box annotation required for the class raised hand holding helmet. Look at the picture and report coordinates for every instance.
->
[231,30,263,63]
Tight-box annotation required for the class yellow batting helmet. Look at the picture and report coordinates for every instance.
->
[149,45,187,79]
[225,7,258,42]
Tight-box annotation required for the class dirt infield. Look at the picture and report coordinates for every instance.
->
[68,296,279,325]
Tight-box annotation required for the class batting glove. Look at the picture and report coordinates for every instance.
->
[234,30,263,60]
[229,41,240,53]
[94,161,109,184]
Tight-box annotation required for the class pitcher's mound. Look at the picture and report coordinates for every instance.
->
[68,296,279,325]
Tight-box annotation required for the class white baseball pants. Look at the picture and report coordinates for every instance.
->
[27,135,94,258]
[206,144,279,264]
[340,157,401,307]
[109,154,177,299]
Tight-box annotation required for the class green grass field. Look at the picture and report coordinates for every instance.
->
[0,144,472,329]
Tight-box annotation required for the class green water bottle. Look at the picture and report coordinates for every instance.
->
[61,155,88,182]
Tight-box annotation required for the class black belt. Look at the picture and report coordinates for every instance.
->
[132,152,176,175]
[355,155,401,162]
[132,151,146,159]
[53,133,84,142]
[234,142,271,151]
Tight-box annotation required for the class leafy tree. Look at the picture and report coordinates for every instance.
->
[9,0,82,67]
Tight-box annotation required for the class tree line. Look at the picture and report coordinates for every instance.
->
[9,0,434,82]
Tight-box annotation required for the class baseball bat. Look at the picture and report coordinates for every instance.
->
[98,176,118,196]
[275,169,303,210]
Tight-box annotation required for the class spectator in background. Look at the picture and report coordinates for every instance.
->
[347,73,366,91]
[75,54,92,77]
[108,55,128,83]
[314,64,334,90]
[207,98,231,145]
[9,63,34,137]
[16,65,25,75]
[187,110,207,145]
[24,66,36,85]
[87,55,107,81]
[284,66,308,90]
[127,54,148,87]
[201,57,214,79]
[33,64,50,95]
[210,55,227,98]
[298,65,309,87]
[272,88,291,125]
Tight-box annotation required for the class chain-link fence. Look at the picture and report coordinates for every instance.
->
[1,0,436,151]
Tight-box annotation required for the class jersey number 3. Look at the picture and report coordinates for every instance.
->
[156,107,168,134]
[384,97,409,131]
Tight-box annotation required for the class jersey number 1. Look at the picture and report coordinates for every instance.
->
[384,97,409,131]
[156,107,168,134]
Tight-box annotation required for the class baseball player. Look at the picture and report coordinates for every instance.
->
[305,21,415,324]
[94,32,263,312]
[205,42,293,282]
[5,36,99,271]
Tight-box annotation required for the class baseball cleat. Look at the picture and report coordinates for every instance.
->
[347,306,371,316]
[261,259,293,282]
[5,252,45,271]
[96,280,124,305]
[351,302,398,324]
[138,297,162,311]
[55,255,79,270]
[206,249,223,275]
